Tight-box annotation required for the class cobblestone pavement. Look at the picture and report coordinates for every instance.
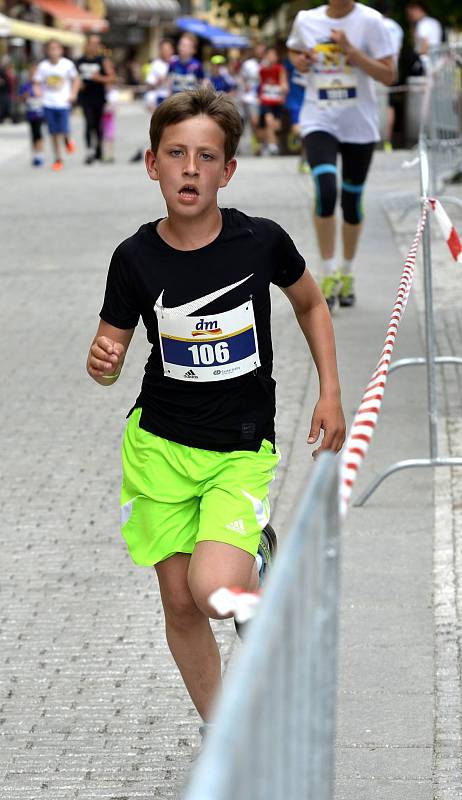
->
[0,105,315,799]
[383,175,462,800]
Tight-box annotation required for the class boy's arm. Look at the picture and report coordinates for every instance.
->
[279,64,289,97]
[70,72,81,103]
[282,269,346,455]
[87,319,135,386]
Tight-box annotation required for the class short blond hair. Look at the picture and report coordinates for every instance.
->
[149,85,243,163]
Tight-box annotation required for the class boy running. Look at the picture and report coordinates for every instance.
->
[34,40,80,171]
[86,86,345,729]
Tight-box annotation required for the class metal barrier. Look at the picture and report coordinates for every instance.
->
[424,44,462,191]
[355,43,462,506]
[183,453,340,800]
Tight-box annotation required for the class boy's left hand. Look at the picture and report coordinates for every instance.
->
[307,397,346,457]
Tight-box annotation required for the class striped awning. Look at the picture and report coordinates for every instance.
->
[104,0,179,21]
[30,0,108,32]
[0,12,86,44]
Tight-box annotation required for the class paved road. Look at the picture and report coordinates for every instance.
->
[1,103,460,798]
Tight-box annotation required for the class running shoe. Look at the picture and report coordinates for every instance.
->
[52,160,63,172]
[65,139,76,154]
[337,273,356,307]
[320,274,338,312]
[32,156,44,167]
[383,140,393,153]
[85,153,95,165]
[298,159,310,174]
[234,523,277,640]
[268,143,279,156]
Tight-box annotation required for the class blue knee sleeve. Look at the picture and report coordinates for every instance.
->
[312,164,337,217]
[341,181,364,224]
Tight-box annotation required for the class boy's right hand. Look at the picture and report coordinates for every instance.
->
[87,336,125,379]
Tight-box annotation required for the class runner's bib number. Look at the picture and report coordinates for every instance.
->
[315,73,357,107]
[313,42,358,108]
[155,299,261,382]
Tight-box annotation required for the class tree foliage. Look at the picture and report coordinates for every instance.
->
[221,0,462,31]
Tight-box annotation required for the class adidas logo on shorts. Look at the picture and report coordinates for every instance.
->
[225,519,246,534]
[184,369,198,379]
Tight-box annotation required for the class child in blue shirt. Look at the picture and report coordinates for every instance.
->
[19,64,45,167]
[168,33,205,93]
[208,55,236,94]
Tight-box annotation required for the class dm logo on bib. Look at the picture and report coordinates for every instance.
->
[191,319,223,337]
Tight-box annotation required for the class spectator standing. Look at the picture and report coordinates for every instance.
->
[240,42,265,154]
[406,2,442,72]
[168,33,205,94]
[258,46,288,155]
[287,0,394,310]
[0,56,14,123]
[18,63,45,166]
[375,1,403,151]
[34,40,80,172]
[76,35,115,165]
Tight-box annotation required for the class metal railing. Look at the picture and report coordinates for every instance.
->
[356,43,462,506]
[183,452,341,800]
[424,44,462,191]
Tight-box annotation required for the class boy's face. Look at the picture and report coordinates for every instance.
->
[178,36,195,61]
[145,115,236,218]
[47,42,63,62]
[160,41,174,61]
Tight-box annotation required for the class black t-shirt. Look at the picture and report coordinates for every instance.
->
[100,208,306,451]
[76,55,106,105]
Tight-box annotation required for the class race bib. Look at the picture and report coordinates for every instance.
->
[46,74,64,90]
[313,42,358,108]
[155,299,261,382]
[261,83,283,104]
[172,73,199,93]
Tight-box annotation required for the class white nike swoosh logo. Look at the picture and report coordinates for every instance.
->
[155,275,253,316]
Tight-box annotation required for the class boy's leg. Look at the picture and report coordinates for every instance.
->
[155,553,222,721]
[188,540,259,618]
[304,131,339,261]
[51,133,61,161]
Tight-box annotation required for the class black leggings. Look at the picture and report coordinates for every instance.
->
[304,131,375,224]
[82,102,104,158]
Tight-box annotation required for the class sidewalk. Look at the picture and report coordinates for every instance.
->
[0,104,460,798]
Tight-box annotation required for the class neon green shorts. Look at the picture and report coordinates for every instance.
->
[120,408,280,566]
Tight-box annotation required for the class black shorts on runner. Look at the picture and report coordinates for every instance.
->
[259,105,283,128]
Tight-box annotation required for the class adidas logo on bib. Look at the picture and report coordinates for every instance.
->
[225,519,246,534]
[183,369,198,379]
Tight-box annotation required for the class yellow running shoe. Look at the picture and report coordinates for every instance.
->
[337,272,356,307]
[320,274,339,312]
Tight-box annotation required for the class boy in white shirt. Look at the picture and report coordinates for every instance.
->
[406,2,442,72]
[34,40,80,172]
[287,0,394,310]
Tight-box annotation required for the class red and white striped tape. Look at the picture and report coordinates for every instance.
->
[339,201,430,517]
[429,198,462,263]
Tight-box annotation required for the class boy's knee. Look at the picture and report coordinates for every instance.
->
[188,578,234,620]
[311,165,337,217]
[162,590,202,629]
[341,182,364,224]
